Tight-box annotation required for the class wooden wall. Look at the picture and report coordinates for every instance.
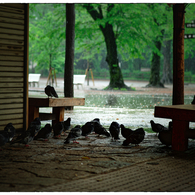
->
[0,3,29,131]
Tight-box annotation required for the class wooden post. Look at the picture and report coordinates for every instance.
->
[172,4,185,105]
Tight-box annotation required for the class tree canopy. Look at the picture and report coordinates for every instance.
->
[29,3,195,85]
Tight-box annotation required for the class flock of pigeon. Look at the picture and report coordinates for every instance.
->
[0,85,174,150]
[0,115,173,150]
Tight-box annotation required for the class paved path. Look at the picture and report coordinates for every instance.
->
[1,130,195,192]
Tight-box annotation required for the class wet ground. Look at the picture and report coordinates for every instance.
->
[1,78,195,192]
[30,78,195,129]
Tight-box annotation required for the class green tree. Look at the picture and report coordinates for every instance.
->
[146,4,168,87]
[29,4,65,79]
[80,3,160,90]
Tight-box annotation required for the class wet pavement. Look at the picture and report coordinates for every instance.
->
[1,130,195,192]
[1,78,195,192]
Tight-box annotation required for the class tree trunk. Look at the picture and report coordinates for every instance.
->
[101,22,130,90]
[161,40,173,84]
[64,4,75,110]
[146,37,164,88]
[83,4,131,90]
[172,4,185,105]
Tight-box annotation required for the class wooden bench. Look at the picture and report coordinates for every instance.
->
[155,104,195,151]
[29,74,41,87]
[73,75,86,89]
[29,97,85,126]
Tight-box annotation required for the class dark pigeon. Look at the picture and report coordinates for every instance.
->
[10,126,36,147]
[94,122,110,137]
[53,122,64,138]
[0,131,9,148]
[109,121,120,141]
[81,122,94,138]
[191,95,195,104]
[150,120,168,136]
[28,117,41,134]
[63,117,71,134]
[64,125,82,144]
[4,123,16,142]
[45,85,58,98]
[120,124,133,139]
[0,123,16,148]
[122,128,145,146]
[158,130,172,147]
[34,124,52,141]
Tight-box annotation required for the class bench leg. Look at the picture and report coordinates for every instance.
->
[29,106,39,126]
[52,107,65,127]
[172,120,189,151]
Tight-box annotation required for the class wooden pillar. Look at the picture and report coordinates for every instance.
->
[172,4,185,105]
[64,4,75,110]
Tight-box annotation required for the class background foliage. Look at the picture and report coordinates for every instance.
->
[29,3,195,82]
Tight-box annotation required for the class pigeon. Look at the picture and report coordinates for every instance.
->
[109,121,120,141]
[0,130,10,148]
[34,124,52,141]
[62,117,71,135]
[122,128,145,146]
[91,118,100,124]
[53,121,64,138]
[0,133,9,148]
[0,123,16,148]
[158,130,172,147]
[94,122,110,137]
[28,117,41,134]
[120,124,133,139]
[81,122,94,138]
[10,126,36,147]
[4,123,16,142]
[45,85,58,98]
[191,95,195,104]
[64,125,82,144]
[150,120,168,136]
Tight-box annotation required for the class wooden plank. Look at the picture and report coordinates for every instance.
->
[0,103,23,109]
[1,3,25,10]
[155,104,195,122]
[0,113,23,120]
[0,56,24,61]
[0,10,24,20]
[0,27,24,35]
[0,44,24,51]
[0,50,24,56]
[0,83,23,88]
[29,97,85,107]
[0,33,24,40]
[0,87,23,92]
[0,93,23,99]
[0,5,25,14]
[0,72,24,77]
[0,66,24,72]
[0,78,23,83]
[0,61,24,66]
[0,22,24,30]
[0,16,24,25]
[0,98,23,104]
[0,39,24,45]
[0,118,23,126]
[0,108,23,115]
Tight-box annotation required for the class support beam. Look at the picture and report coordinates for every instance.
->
[172,4,185,105]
